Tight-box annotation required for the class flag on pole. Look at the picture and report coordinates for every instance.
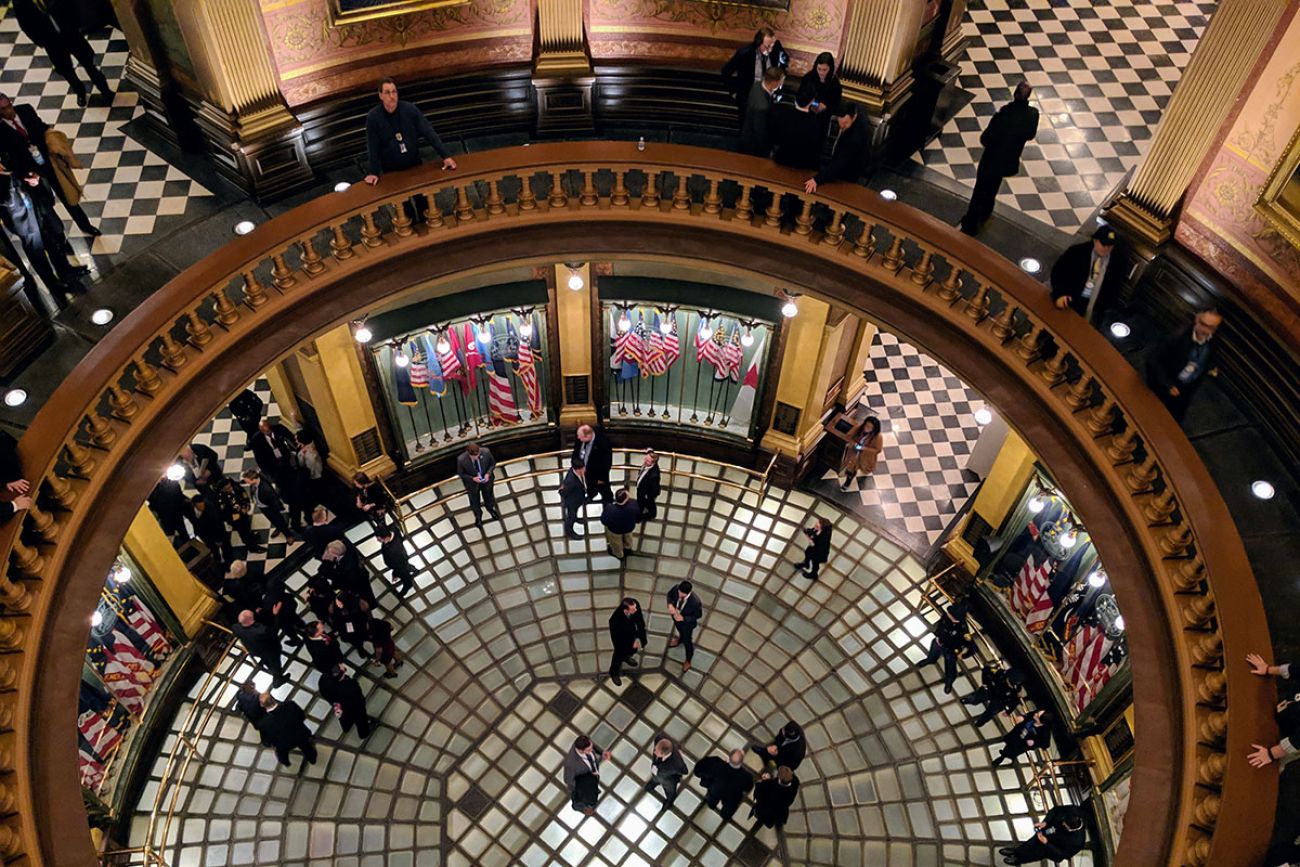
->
[475,321,495,371]
[490,322,512,378]
[516,326,543,416]
[487,371,521,424]
[393,347,417,405]
[408,340,429,390]
[704,322,727,374]
[124,596,172,659]
[1010,554,1053,632]
[695,315,711,362]
[1061,620,1119,711]
[722,326,744,382]
[620,315,644,380]
[423,334,445,396]
[462,322,483,389]
[662,313,681,369]
[644,314,667,376]
[610,308,625,369]
[728,330,765,424]
[439,328,464,391]
[94,631,156,715]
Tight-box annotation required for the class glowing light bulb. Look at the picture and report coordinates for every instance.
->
[974,407,993,426]
[741,330,754,347]
[334,181,351,192]
[354,325,373,344]
[1061,529,1078,549]
[394,349,409,368]
[112,565,131,584]
[781,300,798,318]
[1028,495,1045,514]
[1019,257,1041,274]
[567,270,585,291]
[436,334,450,354]
[3,389,27,407]
[1087,570,1105,588]
[166,463,185,482]
[617,312,632,333]
[1114,615,1126,632]
[91,610,103,627]
[660,318,673,336]
[1109,321,1131,339]
[91,308,114,326]
[233,220,255,235]
[879,189,898,201]
[519,321,534,340]
[477,323,492,344]
[1252,480,1276,500]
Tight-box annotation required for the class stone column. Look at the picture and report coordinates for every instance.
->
[943,429,1036,571]
[533,0,595,135]
[122,509,219,640]
[555,263,598,427]
[1105,0,1290,246]
[840,318,878,408]
[838,0,927,117]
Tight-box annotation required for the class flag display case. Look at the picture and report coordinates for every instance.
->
[978,470,1131,723]
[369,305,552,462]
[599,300,775,441]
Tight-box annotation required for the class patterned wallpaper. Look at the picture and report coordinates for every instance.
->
[260,0,534,105]
[1176,11,1300,341]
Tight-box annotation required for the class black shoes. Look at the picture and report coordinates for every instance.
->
[625,658,638,667]
[611,674,622,686]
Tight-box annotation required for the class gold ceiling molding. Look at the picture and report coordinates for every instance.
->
[277,27,532,79]
[1255,122,1300,249]
[327,0,471,26]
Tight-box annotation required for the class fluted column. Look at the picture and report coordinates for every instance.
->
[535,0,591,76]
[837,0,927,114]
[1105,0,1290,245]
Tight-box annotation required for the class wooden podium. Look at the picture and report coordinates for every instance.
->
[0,261,54,378]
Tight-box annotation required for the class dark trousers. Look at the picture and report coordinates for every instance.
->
[674,623,696,661]
[339,708,372,738]
[571,773,599,810]
[391,565,415,596]
[586,477,612,504]
[44,34,111,100]
[38,166,95,233]
[274,736,317,767]
[960,163,1006,235]
[466,481,498,523]
[921,639,959,690]
[201,531,233,566]
[795,545,824,579]
[637,494,658,523]
[231,515,258,548]
[708,794,741,820]
[563,500,583,538]
[158,503,195,543]
[261,503,291,538]
[647,773,682,802]
[608,646,636,678]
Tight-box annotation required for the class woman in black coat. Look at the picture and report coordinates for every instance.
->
[779,52,842,170]
[794,516,834,580]
[993,709,1053,766]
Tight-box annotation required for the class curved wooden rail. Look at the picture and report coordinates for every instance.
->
[0,143,1274,867]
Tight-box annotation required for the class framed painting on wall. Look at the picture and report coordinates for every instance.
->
[1256,124,1300,249]
[330,0,471,26]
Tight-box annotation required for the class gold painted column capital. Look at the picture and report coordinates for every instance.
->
[1106,0,1290,245]
[535,0,592,76]
[837,0,927,114]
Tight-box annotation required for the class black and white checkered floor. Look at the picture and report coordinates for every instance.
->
[0,16,212,264]
[915,0,1216,232]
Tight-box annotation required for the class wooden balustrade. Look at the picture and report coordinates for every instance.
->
[0,143,1273,867]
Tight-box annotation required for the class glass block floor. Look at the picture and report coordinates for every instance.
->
[128,455,1090,866]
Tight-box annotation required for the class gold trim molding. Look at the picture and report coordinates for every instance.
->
[328,0,470,26]
[1255,122,1300,248]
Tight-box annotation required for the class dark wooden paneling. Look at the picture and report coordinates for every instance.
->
[592,66,738,137]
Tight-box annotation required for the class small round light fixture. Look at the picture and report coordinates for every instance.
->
[394,349,409,368]
[233,219,256,236]
[1061,529,1078,549]
[166,463,186,482]
[476,323,492,344]
[1114,615,1126,632]
[1087,570,1106,588]
[659,317,673,336]
[91,308,114,326]
[112,564,131,584]
[435,333,451,355]
[1018,257,1041,274]
[974,406,994,426]
[781,298,799,319]
[334,181,351,192]
[1109,321,1131,339]
[1251,480,1276,500]
[1028,495,1045,514]
[879,189,898,201]
[91,610,104,628]
[567,270,585,292]
[353,324,373,344]
[741,329,754,347]
[616,311,632,333]
[519,320,534,341]
[3,388,27,408]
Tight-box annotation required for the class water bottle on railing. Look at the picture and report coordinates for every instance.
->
[637,137,646,152]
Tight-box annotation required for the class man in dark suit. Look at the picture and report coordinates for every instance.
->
[751,765,799,830]
[216,477,262,552]
[572,424,613,504]
[376,525,416,597]
[457,441,500,528]
[303,621,346,675]
[1051,226,1119,323]
[562,735,611,815]
[191,494,232,566]
[1145,308,1221,422]
[248,417,299,485]
[739,66,786,158]
[607,597,646,686]
[646,734,688,806]
[721,27,788,121]
[228,389,265,437]
[962,663,1025,727]
[751,720,807,772]
[301,506,350,557]
[181,442,223,489]
[318,663,372,739]
[918,603,977,694]
[11,0,113,107]
[793,516,833,580]
[321,539,376,608]
[242,469,292,540]
[803,104,871,194]
[559,457,587,540]
[694,749,754,819]
[1000,804,1087,865]
[0,94,99,235]
[256,695,318,768]
[666,581,703,673]
[960,81,1039,235]
[264,575,307,648]
[635,450,661,523]
[600,488,640,561]
[233,609,286,686]
[0,159,84,308]
[234,682,265,724]
[993,708,1053,766]
[148,474,195,544]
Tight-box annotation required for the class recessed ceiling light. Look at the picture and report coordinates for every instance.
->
[334,181,351,192]
[1251,480,1276,500]
[879,189,898,201]
[3,388,26,407]
[233,220,255,235]
[166,463,186,481]
[1018,257,1041,274]
[91,610,103,627]
[91,308,114,326]
[974,407,994,426]
[1109,321,1131,339]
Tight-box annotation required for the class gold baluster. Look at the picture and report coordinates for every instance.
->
[134,358,163,396]
[212,291,239,327]
[391,200,414,236]
[361,210,384,247]
[990,303,1017,342]
[108,385,139,420]
[1085,396,1117,437]
[242,270,268,308]
[1144,488,1178,524]
[734,183,752,221]
[611,171,629,208]
[964,284,990,321]
[1171,557,1205,592]
[1191,633,1222,666]
[0,618,24,651]
[880,236,905,273]
[763,192,782,227]
[851,222,875,258]
[1105,425,1139,463]
[1015,322,1044,361]
[65,439,97,476]
[186,311,214,347]
[160,331,188,370]
[909,251,935,286]
[1196,671,1226,706]
[580,171,599,207]
[271,254,297,291]
[45,474,77,510]
[518,175,537,211]
[1038,350,1069,386]
[1193,793,1220,829]
[330,224,355,260]
[25,500,58,543]
[672,174,690,210]
[702,179,722,215]
[1064,374,1094,411]
[85,411,115,448]
[1124,454,1158,491]
[455,186,476,222]
[1185,834,1212,866]
[487,180,506,215]
[822,210,845,247]
[548,172,568,208]
[300,238,326,275]
[10,536,44,578]
[641,171,660,208]
[0,657,19,690]
[936,264,961,300]
[792,199,814,235]
[1163,524,1196,559]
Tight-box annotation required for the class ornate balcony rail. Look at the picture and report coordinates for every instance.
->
[0,143,1273,867]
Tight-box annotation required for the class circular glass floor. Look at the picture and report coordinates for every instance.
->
[128,454,1085,867]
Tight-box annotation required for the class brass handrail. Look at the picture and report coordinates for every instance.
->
[0,143,1269,867]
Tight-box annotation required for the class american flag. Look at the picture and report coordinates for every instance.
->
[1061,620,1121,710]
[662,314,681,369]
[611,308,628,367]
[487,371,521,424]
[703,322,727,373]
[516,333,542,416]
[98,630,156,715]
[79,745,106,791]
[721,326,744,382]
[462,323,483,389]
[438,328,463,383]
[642,314,667,376]
[408,340,429,389]
[695,316,711,363]
[1011,554,1053,633]
[79,707,124,759]
[125,597,172,659]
